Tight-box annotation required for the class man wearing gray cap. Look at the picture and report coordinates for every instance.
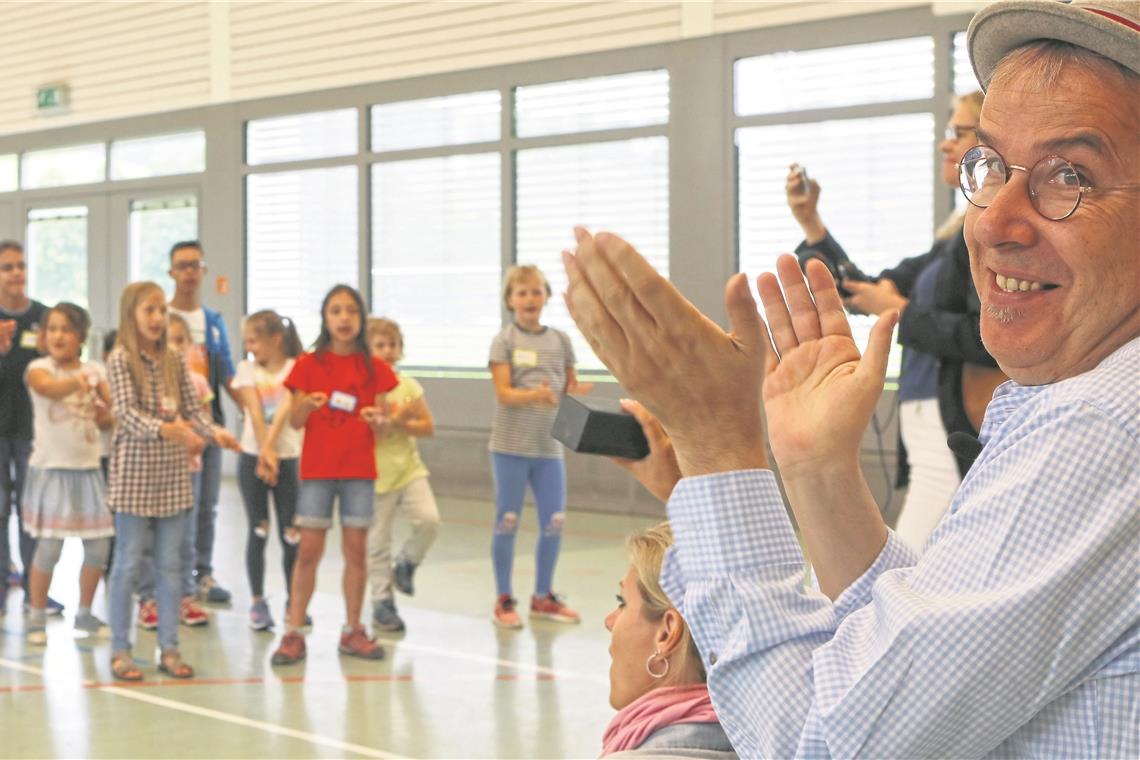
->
[562,0,1138,756]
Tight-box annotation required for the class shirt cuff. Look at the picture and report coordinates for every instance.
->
[831,528,918,623]
[665,469,802,579]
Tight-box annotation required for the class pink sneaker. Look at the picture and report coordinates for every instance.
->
[493,594,523,629]
[136,600,158,630]
[180,597,209,627]
[338,626,385,660]
[271,630,306,665]
[529,593,581,624]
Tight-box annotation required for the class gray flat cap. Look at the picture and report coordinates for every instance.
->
[969,0,1140,90]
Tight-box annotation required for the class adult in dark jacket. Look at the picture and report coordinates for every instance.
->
[787,92,1004,552]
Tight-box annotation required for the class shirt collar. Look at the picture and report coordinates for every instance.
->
[979,337,1139,445]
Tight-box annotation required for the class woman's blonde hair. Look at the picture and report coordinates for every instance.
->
[366,317,404,361]
[115,281,181,405]
[935,90,986,242]
[502,265,551,311]
[627,521,706,684]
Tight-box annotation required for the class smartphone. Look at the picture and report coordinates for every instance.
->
[796,165,810,195]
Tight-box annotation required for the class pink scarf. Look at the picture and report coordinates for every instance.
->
[601,683,719,756]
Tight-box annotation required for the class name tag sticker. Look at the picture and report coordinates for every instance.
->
[329,390,357,413]
[19,330,37,350]
[512,349,538,368]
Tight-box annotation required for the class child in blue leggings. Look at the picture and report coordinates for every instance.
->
[488,265,592,629]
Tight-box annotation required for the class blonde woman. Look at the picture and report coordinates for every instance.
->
[601,522,735,758]
[786,91,1004,552]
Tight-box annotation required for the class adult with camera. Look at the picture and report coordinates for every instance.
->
[786,91,1004,551]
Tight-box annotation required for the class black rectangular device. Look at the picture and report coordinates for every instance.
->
[551,395,650,460]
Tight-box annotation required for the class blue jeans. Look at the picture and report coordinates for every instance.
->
[194,443,223,578]
[490,453,566,598]
[295,479,374,530]
[110,510,189,653]
[0,436,35,593]
[136,470,199,600]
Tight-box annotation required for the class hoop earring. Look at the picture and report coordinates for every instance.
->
[645,650,669,679]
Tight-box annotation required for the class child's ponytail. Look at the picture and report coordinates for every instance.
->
[246,310,304,359]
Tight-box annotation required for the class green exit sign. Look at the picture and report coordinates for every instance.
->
[36,84,70,113]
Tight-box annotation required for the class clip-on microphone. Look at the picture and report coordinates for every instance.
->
[947,431,984,469]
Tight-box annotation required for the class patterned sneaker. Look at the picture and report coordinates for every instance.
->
[338,626,385,660]
[74,612,109,636]
[180,597,209,627]
[392,560,417,596]
[197,575,232,604]
[529,593,581,624]
[493,594,523,629]
[271,630,306,665]
[371,598,405,632]
[249,600,274,631]
[136,600,158,630]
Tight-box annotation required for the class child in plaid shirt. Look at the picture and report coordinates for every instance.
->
[105,282,239,682]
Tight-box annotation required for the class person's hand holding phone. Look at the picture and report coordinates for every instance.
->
[785,163,827,243]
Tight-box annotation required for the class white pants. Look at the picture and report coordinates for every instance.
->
[366,476,440,601]
[893,398,961,553]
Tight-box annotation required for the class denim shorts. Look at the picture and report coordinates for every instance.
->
[295,479,375,530]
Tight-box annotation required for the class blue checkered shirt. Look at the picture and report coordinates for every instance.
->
[662,338,1139,758]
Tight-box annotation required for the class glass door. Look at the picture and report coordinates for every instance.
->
[127,193,199,297]
[25,204,91,308]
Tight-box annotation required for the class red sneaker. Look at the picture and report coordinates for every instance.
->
[180,597,209,626]
[338,626,385,660]
[136,600,158,630]
[530,593,581,624]
[271,630,306,665]
[493,594,523,629]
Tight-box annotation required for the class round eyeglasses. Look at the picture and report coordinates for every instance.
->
[958,144,1094,221]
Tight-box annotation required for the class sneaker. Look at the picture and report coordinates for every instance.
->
[74,612,109,636]
[338,626,385,660]
[180,597,209,627]
[197,575,232,604]
[529,593,581,624]
[25,596,65,616]
[136,600,158,630]
[249,600,274,631]
[26,626,47,646]
[371,598,405,632]
[270,630,306,665]
[493,594,523,629]
[392,559,417,596]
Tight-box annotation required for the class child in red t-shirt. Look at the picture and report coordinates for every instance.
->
[270,285,397,665]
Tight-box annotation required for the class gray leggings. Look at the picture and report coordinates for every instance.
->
[32,537,112,573]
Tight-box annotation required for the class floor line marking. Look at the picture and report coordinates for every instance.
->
[374,637,607,685]
[0,657,402,759]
